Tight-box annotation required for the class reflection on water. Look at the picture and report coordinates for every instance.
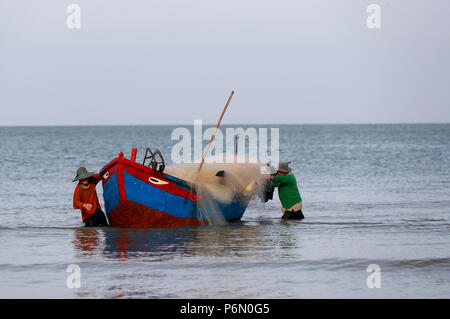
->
[72,228,102,258]
[70,220,304,298]
[73,226,195,260]
[72,221,301,262]
[103,227,197,260]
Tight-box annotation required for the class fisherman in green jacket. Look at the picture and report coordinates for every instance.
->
[266,162,304,220]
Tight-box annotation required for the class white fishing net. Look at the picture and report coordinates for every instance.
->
[165,161,265,224]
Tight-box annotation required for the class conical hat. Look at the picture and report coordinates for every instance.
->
[277,162,292,173]
[72,167,95,182]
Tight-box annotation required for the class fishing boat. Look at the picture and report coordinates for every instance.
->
[100,148,251,228]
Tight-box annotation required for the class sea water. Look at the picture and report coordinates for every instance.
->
[0,124,449,298]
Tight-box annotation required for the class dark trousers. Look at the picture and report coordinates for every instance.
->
[282,209,305,220]
[84,210,109,227]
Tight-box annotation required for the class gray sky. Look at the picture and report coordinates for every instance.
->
[1,0,449,125]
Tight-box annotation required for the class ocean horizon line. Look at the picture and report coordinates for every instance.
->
[1,122,450,128]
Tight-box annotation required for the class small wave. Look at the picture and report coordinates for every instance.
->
[302,221,384,226]
[382,257,450,269]
[144,257,450,272]
[299,220,450,232]
[0,226,83,231]
[291,257,450,271]
[401,218,448,222]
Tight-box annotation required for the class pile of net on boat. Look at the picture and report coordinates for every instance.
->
[165,161,269,223]
[165,162,266,203]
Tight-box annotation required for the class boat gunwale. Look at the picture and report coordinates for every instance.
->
[101,154,198,193]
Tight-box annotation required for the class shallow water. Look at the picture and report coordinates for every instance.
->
[0,124,449,298]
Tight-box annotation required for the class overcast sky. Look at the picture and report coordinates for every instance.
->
[1,0,449,125]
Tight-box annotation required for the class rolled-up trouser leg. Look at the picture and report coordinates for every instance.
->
[282,209,305,220]
[84,210,109,226]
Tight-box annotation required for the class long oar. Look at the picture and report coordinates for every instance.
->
[197,91,235,172]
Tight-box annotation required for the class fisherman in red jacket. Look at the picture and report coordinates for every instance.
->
[72,167,109,227]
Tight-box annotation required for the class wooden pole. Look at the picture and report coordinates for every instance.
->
[197,91,235,172]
